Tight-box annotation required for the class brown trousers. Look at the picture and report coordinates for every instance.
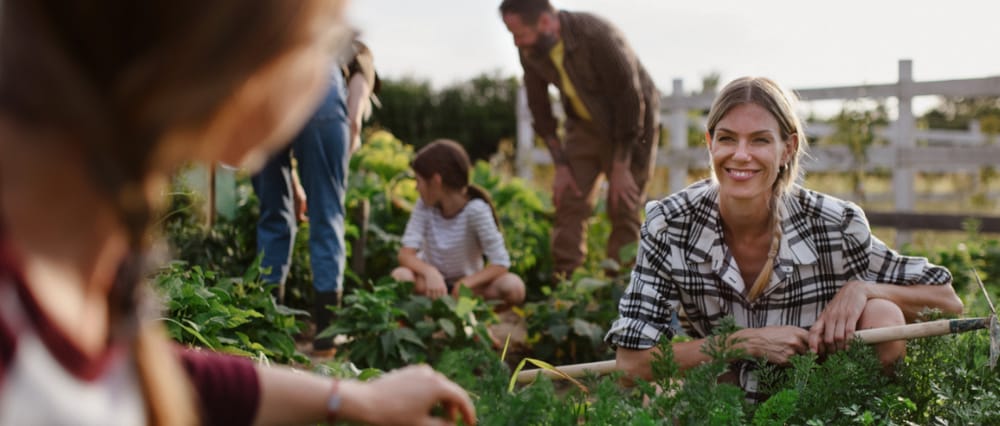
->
[551,119,657,276]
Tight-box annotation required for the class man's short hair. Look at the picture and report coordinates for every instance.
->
[499,0,555,25]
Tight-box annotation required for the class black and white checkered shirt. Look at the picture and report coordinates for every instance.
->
[606,180,952,385]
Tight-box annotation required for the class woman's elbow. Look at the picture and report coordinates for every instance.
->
[944,292,965,315]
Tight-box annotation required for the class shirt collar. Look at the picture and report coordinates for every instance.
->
[682,185,820,269]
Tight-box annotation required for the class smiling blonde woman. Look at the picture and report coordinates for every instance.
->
[606,77,964,401]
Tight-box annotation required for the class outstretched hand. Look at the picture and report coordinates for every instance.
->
[343,365,477,426]
[809,280,871,354]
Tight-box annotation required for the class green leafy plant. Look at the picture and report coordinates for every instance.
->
[521,273,624,365]
[321,277,495,370]
[155,258,309,364]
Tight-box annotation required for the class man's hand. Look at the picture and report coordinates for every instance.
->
[608,159,639,213]
[809,280,871,354]
[733,326,810,365]
[552,164,581,208]
[293,178,308,222]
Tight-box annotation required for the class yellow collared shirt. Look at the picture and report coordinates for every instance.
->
[548,41,592,121]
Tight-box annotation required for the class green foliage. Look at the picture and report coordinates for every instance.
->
[323,277,495,370]
[910,226,1000,316]
[346,130,416,281]
[163,175,315,309]
[371,73,519,161]
[521,273,624,365]
[155,258,309,364]
[921,96,1000,134]
[823,102,890,202]
[436,312,1000,425]
[471,161,553,286]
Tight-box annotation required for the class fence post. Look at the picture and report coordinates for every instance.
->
[669,79,688,194]
[516,85,534,181]
[893,59,915,246]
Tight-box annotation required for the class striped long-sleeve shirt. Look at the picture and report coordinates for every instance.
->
[401,198,511,280]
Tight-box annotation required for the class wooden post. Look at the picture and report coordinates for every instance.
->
[893,59,915,246]
[669,79,688,194]
[350,198,369,279]
[515,85,534,181]
[206,164,217,229]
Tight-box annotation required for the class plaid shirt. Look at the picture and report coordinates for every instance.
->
[605,179,952,392]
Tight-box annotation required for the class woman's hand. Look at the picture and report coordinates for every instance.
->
[732,326,810,365]
[340,365,476,426]
[809,280,871,354]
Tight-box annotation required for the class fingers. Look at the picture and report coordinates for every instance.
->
[808,321,824,354]
[437,377,477,425]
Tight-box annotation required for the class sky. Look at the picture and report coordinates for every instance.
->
[347,0,1000,108]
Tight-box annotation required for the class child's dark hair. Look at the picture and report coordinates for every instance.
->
[412,139,500,226]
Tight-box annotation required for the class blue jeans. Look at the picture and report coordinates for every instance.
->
[252,75,349,295]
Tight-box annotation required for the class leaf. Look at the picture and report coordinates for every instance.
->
[274,304,310,317]
[396,327,427,349]
[454,296,478,318]
[162,318,215,349]
[576,277,611,293]
[571,319,605,345]
[438,318,457,338]
[549,324,570,342]
[507,357,588,394]
[357,368,383,381]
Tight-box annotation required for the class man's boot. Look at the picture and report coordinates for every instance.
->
[312,291,340,352]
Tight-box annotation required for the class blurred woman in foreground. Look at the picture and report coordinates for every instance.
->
[0,1,475,424]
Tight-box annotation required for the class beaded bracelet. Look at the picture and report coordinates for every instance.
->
[325,379,342,424]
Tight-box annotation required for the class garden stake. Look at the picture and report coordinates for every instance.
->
[971,268,999,368]
[516,310,1000,384]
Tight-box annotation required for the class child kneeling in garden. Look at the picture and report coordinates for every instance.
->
[392,140,526,308]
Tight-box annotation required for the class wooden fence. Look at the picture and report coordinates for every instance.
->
[514,60,1000,242]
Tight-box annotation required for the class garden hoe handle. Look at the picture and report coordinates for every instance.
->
[516,317,998,384]
[515,360,617,384]
[853,317,992,344]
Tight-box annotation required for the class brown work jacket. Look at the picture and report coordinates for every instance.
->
[518,10,659,159]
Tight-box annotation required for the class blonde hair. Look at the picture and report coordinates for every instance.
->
[705,77,808,195]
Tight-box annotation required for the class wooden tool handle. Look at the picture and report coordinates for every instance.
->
[854,317,988,344]
[515,318,990,383]
[515,360,616,384]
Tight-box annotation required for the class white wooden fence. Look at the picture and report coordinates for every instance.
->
[515,60,1000,242]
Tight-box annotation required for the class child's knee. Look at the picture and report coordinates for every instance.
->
[391,267,414,282]
[499,273,526,305]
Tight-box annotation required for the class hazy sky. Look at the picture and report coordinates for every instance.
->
[347,0,1000,99]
